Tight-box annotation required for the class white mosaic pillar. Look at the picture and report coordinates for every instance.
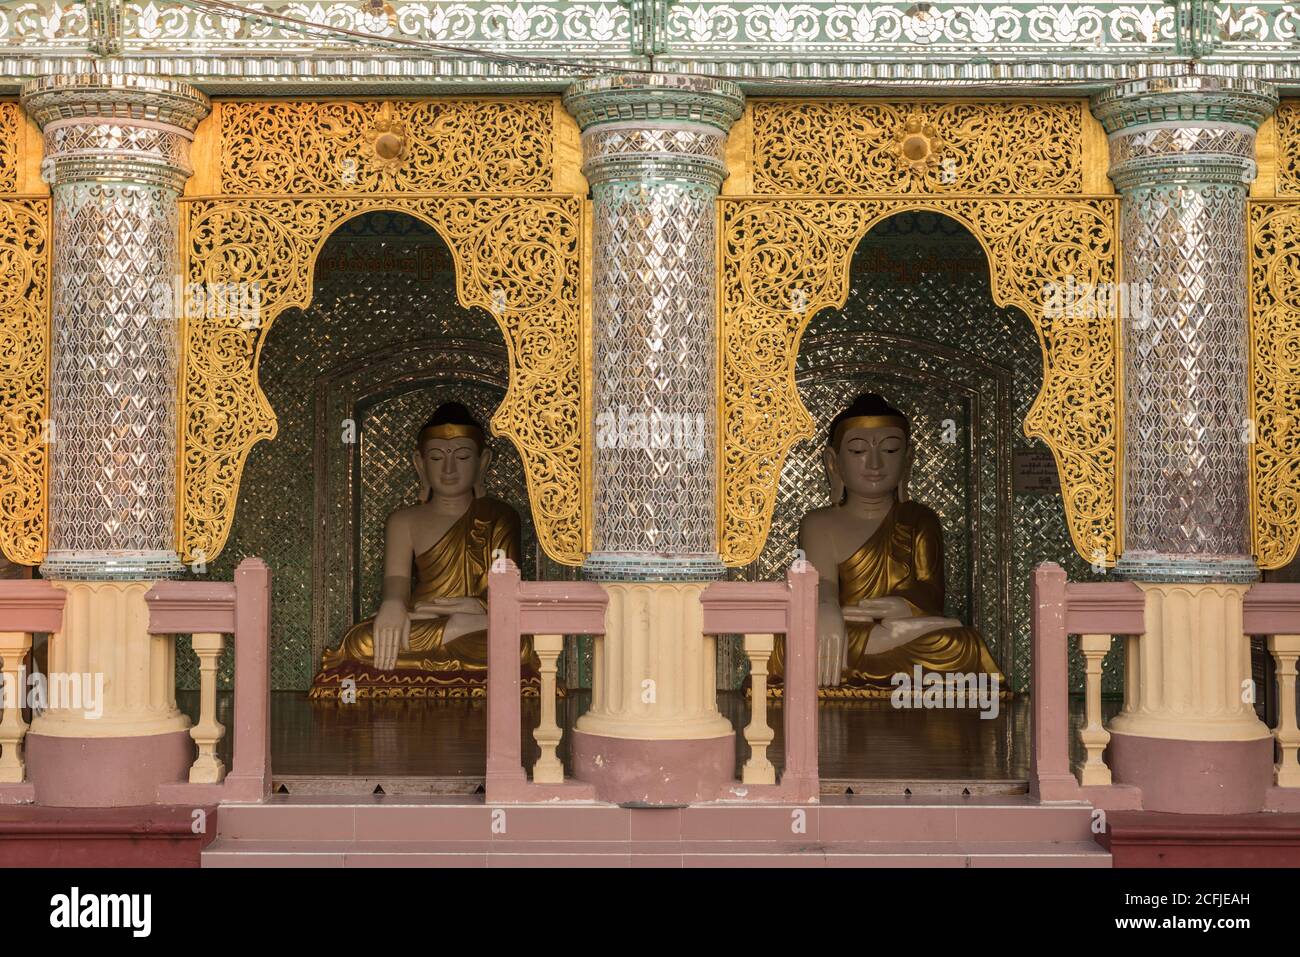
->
[20,75,210,806]
[1091,76,1277,813]
[562,75,744,804]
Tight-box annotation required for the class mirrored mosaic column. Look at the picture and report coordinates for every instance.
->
[564,75,743,583]
[19,75,210,807]
[1091,77,1277,814]
[1092,76,1276,585]
[22,74,209,581]
[562,76,743,804]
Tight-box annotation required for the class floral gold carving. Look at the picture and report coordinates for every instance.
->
[0,197,50,565]
[0,102,19,194]
[1248,200,1300,569]
[893,113,946,173]
[1278,101,1300,196]
[366,103,409,171]
[719,196,1120,568]
[181,195,584,566]
[218,99,555,195]
[752,100,1084,195]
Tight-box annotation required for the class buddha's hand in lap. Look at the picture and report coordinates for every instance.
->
[866,616,965,654]
[840,605,876,624]
[373,600,411,671]
[855,596,914,620]
[411,596,486,618]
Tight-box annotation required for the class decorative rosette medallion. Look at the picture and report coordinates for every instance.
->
[893,113,947,174]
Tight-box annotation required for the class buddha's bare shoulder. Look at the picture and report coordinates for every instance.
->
[799,505,840,532]
[386,501,431,528]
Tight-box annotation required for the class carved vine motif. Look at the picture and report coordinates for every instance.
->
[181,195,584,566]
[719,196,1120,567]
[752,100,1085,195]
[1248,200,1300,570]
[218,98,555,195]
[1278,101,1300,196]
[0,102,18,194]
[0,198,49,565]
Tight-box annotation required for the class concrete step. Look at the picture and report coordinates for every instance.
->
[0,805,217,868]
[202,837,1110,868]
[204,795,1109,867]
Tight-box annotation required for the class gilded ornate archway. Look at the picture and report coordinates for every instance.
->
[718,99,1122,568]
[178,98,588,567]
[0,100,50,567]
[1248,99,1300,571]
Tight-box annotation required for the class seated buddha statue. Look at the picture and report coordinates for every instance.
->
[771,393,1005,697]
[310,402,535,700]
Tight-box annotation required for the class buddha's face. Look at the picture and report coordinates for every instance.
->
[828,425,909,499]
[413,437,490,500]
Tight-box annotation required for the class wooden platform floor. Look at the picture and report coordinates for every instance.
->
[180,691,1114,794]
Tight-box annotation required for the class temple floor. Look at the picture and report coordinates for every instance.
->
[178,691,1119,795]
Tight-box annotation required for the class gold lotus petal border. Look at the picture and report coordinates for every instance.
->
[0,196,50,565]
[717,196,1122,568]
[1248,199,1300,570]
[179,194,586,567]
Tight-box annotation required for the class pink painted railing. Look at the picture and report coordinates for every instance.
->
[485,558,819,804]
[701,560,820,802]
[486,558,606,803]
[1030,562,1300,808]
[148,557,272,804]
[1028,563,1143,807]
[0,580,65,803]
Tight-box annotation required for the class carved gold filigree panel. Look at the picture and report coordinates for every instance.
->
[0,103,18,194]
[719,197,1120,568]
[0,197,50,565]
[217,99,555,195]
[1248,200,1300,569]
[1277,101,1300,196]
[751,100,1085,196]
[181,195,584,566]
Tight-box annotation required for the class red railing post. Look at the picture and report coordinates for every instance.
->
[224,557,271,802]
[485,558,527,800]
[1029,562,1079,801]
[782,560,819,802]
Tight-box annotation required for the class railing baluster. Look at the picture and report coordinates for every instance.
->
[1268,634,1300,788]
[188,631,227,784]
[532,633,564,784]
[0,631,32,783]
[741,632,776,786]
[1078,632,1113,786]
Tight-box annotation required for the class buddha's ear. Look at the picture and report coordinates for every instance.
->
[474,445,494,499]
[898,446,914,503]
[413,449,433,503]
[823,447,845,506]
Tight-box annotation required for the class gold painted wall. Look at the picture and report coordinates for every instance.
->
[718,99,1122,570]
[0,100,50,567]
[179,98,589,569]
[1248,98,1300,570]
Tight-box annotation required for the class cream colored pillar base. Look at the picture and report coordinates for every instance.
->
[575,582,733,741]
[1108,582,1271,743]
[30,581,190,739]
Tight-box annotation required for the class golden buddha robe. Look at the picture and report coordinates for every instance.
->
[773,500,1004,695]
[310,496,535,699]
